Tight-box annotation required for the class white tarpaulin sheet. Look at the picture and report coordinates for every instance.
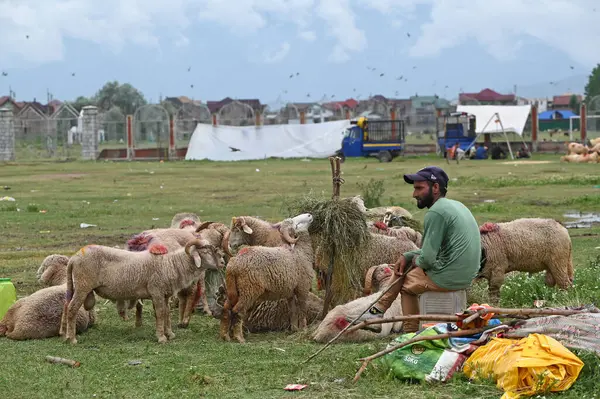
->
[185,120,351,161]
[456,105,531,136]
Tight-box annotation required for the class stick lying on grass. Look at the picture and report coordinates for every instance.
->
[352,327,487,383]
[45,356,80,368]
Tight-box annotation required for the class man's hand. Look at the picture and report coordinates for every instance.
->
[392,255,407,276]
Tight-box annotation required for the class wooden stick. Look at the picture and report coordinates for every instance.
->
[45,355,80,368]
[352,327,486,383]
[345,314,460,334]
[463,307,591,322]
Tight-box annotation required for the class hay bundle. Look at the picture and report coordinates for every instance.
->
[286,192,371,307]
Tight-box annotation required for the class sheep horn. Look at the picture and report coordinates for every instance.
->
[280,226,299,245]
[185,238,210,255]
[363,265,379,296]
[222,230,234,258]
[196,221,216,233]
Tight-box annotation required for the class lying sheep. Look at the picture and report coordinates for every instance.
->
[60,238,225,344]
[0,284,95,340]
[36,254,70,286]
[367,221,422,248]
[313,264,403,343]
[478,218,574,304]
[590,137,600,147]
[220,214,315,343]
[567,142,589,155]
[560,152,599,163]
[170,212,201,230]
[210,285,323,333]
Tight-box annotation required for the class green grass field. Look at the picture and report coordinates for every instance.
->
[1,154,599,398]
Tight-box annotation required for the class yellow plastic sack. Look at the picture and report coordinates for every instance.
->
[463,333,584,399]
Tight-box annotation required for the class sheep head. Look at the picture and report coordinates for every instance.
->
[184,239,224,270]
[363,264,394,295]
[280,213,314,248]
[227,217,254,250]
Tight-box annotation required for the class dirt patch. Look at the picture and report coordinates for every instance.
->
[35,173,88,180]
[501,160,554,165]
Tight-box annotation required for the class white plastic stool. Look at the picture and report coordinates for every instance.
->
[417,290,467,328]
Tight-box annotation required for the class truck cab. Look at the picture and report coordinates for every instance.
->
[336,117,406,162]
[436,112,477,158]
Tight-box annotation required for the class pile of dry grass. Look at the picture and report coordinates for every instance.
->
[285,191,371,306]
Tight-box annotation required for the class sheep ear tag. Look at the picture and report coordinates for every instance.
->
[242,225,253,234]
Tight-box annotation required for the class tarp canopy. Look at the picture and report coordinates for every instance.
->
[185,119,351,161]
[539,109,577,120]
[456,105,531,136]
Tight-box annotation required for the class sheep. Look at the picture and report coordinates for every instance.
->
[170,212,201,230]
[219,214,315,343]
[227,215,307,251]
[367,221,423,248]
[314,233,419,298]
[209,285,324,333]
[567,142,589,155]
[172,221,232,328]
[478,218,574,304]
[313,264,403,343]
[0,284,95,340]
[36,254,70,286]
[590,137,600,147]
[59,238,225,344]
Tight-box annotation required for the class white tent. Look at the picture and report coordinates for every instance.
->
[185,119,351,161]
[456,105,531,159]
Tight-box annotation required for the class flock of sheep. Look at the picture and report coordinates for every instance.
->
[560,137,600,163]
[0,198,575,346]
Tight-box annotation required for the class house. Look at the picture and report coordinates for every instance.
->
[410,95,451,128]
[458,88,516,105]
[517,97,549,112]
[551,94,582,110]
[205,97,264,126]
[0,96,23,115]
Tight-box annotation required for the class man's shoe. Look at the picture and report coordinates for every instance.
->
[345,306,385,332]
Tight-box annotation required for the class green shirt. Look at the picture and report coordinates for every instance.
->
[403,197,481,290]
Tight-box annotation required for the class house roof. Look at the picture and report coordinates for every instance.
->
[206,97,262,113]
[538,109,577,120]
[459,88,515,102]
[553,94,582,106]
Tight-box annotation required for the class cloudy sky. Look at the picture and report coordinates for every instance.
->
[0,0,598,104]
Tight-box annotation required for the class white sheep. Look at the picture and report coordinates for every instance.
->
[36,254,70,286]
[367,221,423,248]
[227,215,306,250]
[219,214,315,343]
[59,238,225,344]
[1,284,95,340]
[313,264,403,343]
[478,218,574,303]
[170,212,201,230]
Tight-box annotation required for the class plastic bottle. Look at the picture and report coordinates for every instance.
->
[0,278,17,320]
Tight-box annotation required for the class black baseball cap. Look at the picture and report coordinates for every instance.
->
[403,166,449,188]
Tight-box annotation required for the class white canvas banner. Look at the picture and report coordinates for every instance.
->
[185,120,351,161]
[456,105,531,136]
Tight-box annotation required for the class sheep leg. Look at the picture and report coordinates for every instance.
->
[547,263,572,290]
[135,300,143,327]
[164,296,175,340]
[294,288,309,330]
[151,296,169,344]
[488,271,505,305]
[65,292,89,344]
[117,300,128,320]
[231,302,249,344]
[219,299,233,342]
[545,271,556,287]
[199,273,212,317]
[288,297,299,332]
[177,290,189,328]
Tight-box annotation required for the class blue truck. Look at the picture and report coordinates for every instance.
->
[335,117,406,162]
[436,111,477,158]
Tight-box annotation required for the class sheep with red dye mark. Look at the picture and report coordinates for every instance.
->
[36,254,70,286]
[59,238,225,344]
[0,284,95,341]
[367,221,422,248]
[219,214,315,343]
[478,218,574,304]
[170,212,201,230]
[227,214,311,252]
[313,264,403,343]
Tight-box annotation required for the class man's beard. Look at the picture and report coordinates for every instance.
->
[416,187,434,209]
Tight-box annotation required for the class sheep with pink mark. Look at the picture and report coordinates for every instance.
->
[312,264,403,343]
[478,218,574,304]
[60,238,225,344]
[367,221,422,248]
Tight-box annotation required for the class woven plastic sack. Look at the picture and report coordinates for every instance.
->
[463,333,584,399]
[379,324,467,383]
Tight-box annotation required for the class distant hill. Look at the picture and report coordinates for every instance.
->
[504,74,587,99]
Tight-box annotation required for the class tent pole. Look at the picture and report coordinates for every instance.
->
[496,113,514,160]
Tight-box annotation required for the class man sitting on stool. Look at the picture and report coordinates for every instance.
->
[349,166,482,333]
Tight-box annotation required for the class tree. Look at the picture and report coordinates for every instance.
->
[93,81,147,115]
[584,64,600,106]
[71,96,96,112]
[569,94,580,114]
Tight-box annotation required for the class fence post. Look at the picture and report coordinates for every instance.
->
[0,108,16,161]
[300,111,306,124]
[81,106,99,160]
[531,104,538,152]
[127,115,134,160]
[255,111,261,126]
[580,103,587,143]
[390,108,397,140]
[169,117,176,160]
[212,114,217,126]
